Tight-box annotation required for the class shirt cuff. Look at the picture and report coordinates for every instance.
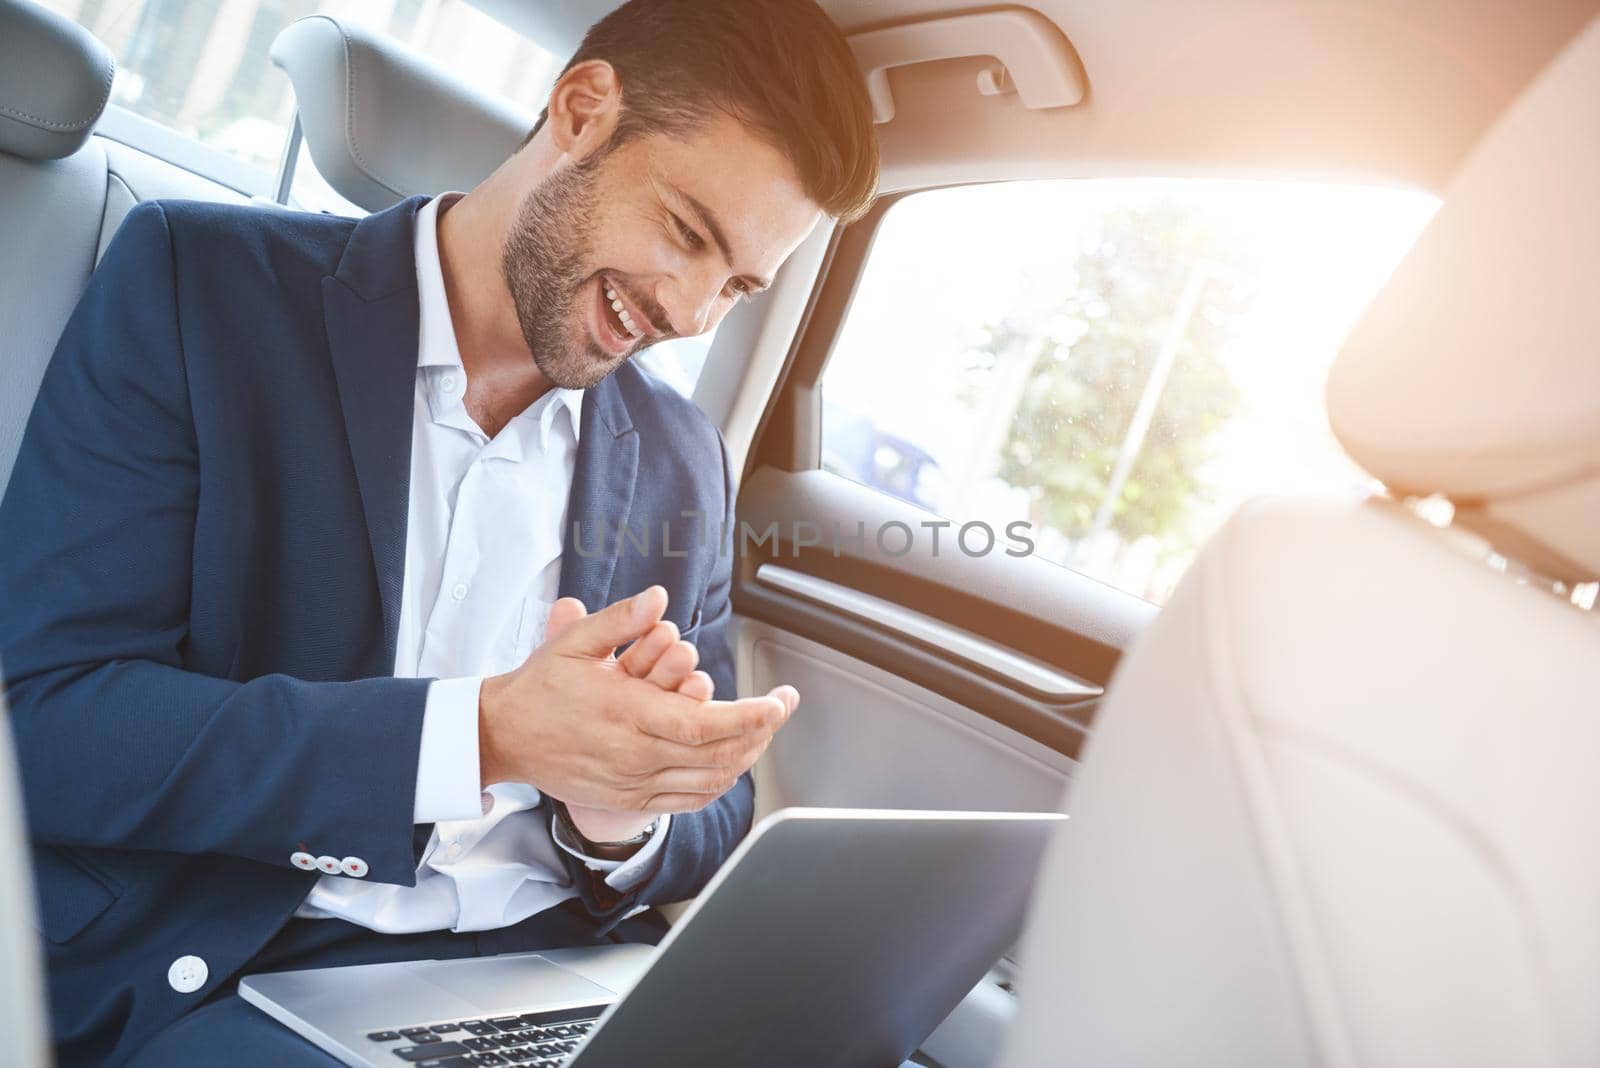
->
[413,677,486,823]
[552,813,672,891]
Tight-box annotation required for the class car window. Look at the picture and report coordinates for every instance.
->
[821,179,1437,604]
[39,0,559,185]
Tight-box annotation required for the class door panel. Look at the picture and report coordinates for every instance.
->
[740,620,1074,822]
[733,465,1156,760]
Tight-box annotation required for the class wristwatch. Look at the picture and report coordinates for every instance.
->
[551,800,653,862]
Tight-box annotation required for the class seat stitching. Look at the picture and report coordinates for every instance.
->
[335,21,404,199]
[0,55,115,132]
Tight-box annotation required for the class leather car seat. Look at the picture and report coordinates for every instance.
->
[0,0,118,495]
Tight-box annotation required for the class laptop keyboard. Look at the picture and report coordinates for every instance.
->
[366,1005,604,1066]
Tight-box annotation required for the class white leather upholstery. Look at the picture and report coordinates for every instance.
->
[1003,500,1600,1066]
[270,15,533,211]
[1002,14,1600,1068]
[0,0,113,161]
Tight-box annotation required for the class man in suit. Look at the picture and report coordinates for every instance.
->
[0,0,878,1062]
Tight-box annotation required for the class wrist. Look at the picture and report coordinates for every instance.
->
[556,801,655,858]
[572,810,656,843]
[477,673,510,790]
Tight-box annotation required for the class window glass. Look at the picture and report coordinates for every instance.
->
[821,179,1437,603]
[40,0,559,183]
[285,138,367,216]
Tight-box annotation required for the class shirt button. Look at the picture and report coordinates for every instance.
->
[440,373,459,394]
[450,582,468,602]
[445,841,463,860]
[290,851,317,870]
[167,955,208,994]
[340,856,369,878]
[315,855,342,874]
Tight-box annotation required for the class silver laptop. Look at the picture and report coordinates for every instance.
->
[241,807,1065,1067]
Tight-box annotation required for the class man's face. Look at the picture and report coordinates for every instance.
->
[501,112,823,389]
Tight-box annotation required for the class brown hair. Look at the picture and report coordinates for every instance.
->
[525,0,879,222]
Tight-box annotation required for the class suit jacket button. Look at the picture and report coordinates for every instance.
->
[315,855,342,874]
[167,955,208,994]
[340,856,368,878]
[290,851,317,870]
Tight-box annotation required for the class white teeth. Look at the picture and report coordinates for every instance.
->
[603,280,642,338]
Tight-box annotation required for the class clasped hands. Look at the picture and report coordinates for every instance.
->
[478,586,797,844]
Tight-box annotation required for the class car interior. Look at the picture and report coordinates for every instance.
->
[1,0,1597,1065]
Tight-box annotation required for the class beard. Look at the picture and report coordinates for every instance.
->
[501,152,642,390]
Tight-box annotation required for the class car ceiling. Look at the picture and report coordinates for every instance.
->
[470,0,1599,193]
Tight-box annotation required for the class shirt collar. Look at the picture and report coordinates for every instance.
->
[413,194,584,448]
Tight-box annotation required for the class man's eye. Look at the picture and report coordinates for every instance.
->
[673,215,704,251]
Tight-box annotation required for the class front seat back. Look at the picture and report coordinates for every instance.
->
[1001,14,1600,1068]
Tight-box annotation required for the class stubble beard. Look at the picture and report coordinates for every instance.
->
[500,154,620,391]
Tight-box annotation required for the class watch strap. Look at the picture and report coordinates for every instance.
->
[552,800,652,861]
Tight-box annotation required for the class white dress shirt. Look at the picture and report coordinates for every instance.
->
[295,195,667,933]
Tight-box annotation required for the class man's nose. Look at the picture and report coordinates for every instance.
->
[657,272,722,338]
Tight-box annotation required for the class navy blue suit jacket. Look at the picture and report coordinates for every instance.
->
[0,196,748,1063]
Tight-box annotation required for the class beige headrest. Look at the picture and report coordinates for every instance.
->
[1327,16,1600,583]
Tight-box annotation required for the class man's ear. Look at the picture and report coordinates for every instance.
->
[545,59,622,160]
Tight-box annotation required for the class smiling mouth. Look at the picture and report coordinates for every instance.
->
[599,274,651,342]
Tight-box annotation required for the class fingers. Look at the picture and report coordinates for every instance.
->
[636,775,761,815]
[677,670,715,702]
[583,683,800,814]
[620,721,771,773]
[553,585,667,658]
[616,619,678,678]
[645,640,698,690]
[633,765,745,799]
[616,619,708,697]
[543,597,588,643]
[767,684,800,716]
[640,795,712,814]
[633,691,789,747]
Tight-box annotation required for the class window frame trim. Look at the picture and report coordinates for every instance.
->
[95,106,276,199]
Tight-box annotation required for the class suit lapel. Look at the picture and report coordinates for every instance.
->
[559,376,639,610]
[321,197,429,665]
[320,195,644,640]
